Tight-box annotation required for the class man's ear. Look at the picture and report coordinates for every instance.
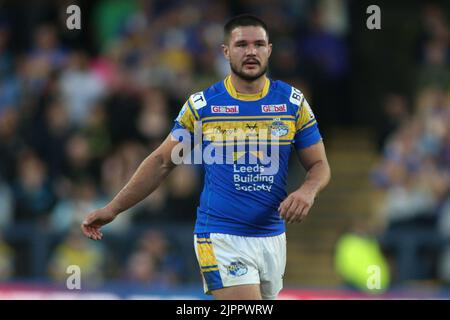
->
[222,44,230,60]
[268,43,272,58]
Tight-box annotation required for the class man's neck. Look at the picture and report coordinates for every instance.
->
[230,73,267,94]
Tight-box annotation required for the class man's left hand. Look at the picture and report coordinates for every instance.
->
[278,188,316,223]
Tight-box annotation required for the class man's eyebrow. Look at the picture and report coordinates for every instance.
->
[234,39,267,44]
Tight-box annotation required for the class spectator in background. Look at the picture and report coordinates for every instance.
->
[166,165,200,222]
[0,22,13,76]
[298,3,349,128]
[376,94,410,152]
[0,107,23,184]
[372,85,450,284]
[417,40,450,90]
[12,150,55,226]
[0,231,14,281]
[30,24,67,67]
[26,24,67,93]
[438,185,450,281]
[417,3,449,90]
[103,84,142,144]
[63,133,95,182]
[0,177,13,230]
[0,23,21,111]
[51,178,108,235]
[129,229,185,286]
[388,2,450,285]
[92,0,139,52]
[80,101,112,163]
[31,100,73,180]
[334,219,390,293]
[48,226,105,286]
[131,183,169,224]
[438,121,450,169]
[416,88,449,157]
[124,249,159,286]
[137,87,170,142]
[436,121,450,283]
[59,50,106,127]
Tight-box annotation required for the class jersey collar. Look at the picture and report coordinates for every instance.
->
[224,75,270,101]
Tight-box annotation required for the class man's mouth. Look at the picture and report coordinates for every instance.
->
[243,60,259,66]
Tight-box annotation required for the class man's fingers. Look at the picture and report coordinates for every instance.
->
[94,229,103,240]
[278,197,293,219]
[280,192,315,224]
[89,227,102,240]
[278,200,286,218]
[285,201,300,223]
[81,223,91,237]
[81,220,103,240]
[294,205,310,223]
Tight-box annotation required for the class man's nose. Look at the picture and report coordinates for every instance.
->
[245,45,257,55]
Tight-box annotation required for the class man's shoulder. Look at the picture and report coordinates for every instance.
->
[270,79,305,106]
[188,79,227,105]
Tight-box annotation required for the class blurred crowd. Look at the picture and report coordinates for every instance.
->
[372,3,450,285]
[0,0,350,286]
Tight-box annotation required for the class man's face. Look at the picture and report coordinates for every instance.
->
[223,26,272,81]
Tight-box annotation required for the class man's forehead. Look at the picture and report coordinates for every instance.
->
[230,26,268,42]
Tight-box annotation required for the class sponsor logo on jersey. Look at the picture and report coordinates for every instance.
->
[212,126,237,135]
[245,123,258,137]
[289,87,303,105]
[270,120,289,137]
[191,91,207,110]
[261,104,287,113]
[211,105,239,113]
[226,261,248,277]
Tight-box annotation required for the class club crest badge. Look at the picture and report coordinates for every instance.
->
[269,120,289,137]
[226,261,248,277]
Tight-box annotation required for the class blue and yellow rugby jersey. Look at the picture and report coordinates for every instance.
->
[171,76,322,237]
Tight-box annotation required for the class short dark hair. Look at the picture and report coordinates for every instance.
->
[224,14,269,43]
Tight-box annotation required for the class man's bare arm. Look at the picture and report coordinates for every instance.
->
[81,134,180,240]
[278,140,331,223]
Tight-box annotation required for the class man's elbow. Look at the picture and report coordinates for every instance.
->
[313,159,331,187]
[150,151,177,172]
[158,153,177,171]
[163,158,177,170]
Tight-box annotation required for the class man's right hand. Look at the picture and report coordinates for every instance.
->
[81,208,117,240]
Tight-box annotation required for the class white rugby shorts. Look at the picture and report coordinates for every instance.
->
[194,232,286,300]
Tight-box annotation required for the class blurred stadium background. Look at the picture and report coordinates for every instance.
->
[0,0,450,299]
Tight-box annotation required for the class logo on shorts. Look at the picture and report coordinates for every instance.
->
[226,261,248,277]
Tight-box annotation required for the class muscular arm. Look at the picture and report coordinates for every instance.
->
[296,140,331,197]
[278,141,331,223]
[81,134,181,239]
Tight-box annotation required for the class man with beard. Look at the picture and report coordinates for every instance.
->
[81,14,331,300]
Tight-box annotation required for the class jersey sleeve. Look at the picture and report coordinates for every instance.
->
[293,96,322,149]
[171,98,201,142]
